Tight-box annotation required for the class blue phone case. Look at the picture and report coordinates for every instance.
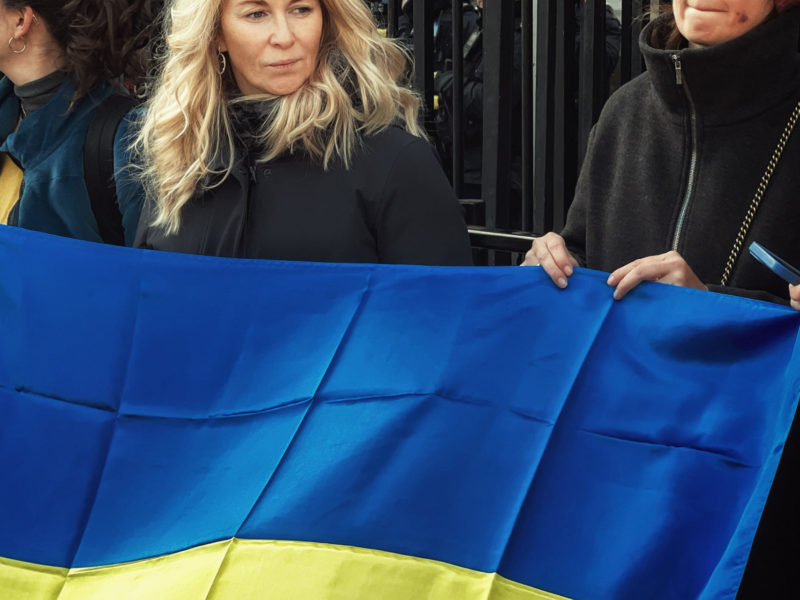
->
[748,242,800,285]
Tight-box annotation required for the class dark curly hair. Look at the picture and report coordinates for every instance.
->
[3,0,158,101]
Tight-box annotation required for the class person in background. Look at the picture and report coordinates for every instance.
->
[0,0,152,244]
[523,1,800,595]
[433,0,492,200]
[574,0,622,95]
[397,0,475,70]
[430,0,481,73]
[434,1,621,213]
[134,0,471,265]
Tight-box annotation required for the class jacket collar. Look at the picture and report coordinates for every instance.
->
[0,77,110,170]
[640,8,800,124]
[207,99,283,183]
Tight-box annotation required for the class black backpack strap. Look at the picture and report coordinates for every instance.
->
[83,93,138,246]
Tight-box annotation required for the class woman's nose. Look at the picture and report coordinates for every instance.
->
[269,15,294,47]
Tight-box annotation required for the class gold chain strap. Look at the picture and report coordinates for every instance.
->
[720,99,800,286]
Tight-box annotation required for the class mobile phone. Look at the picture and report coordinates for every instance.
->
[748,242,800,285]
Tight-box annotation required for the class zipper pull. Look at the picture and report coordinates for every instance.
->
[671,54,683,86]
[248,164,257,182]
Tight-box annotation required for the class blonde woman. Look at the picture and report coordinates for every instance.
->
[134,0,472,265]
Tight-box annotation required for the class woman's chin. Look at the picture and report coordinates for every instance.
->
[240,81,304,97]
[678,7,774,47]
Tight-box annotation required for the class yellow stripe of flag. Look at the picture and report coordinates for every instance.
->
[1,539,573,600]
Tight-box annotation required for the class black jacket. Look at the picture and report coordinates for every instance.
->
[135,125,472,266]
[562,8,800,304]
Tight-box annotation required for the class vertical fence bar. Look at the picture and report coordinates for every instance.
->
[553,0,566,232]
[577,0,606,168]
[413,0,434,131]
[481,0,513,230]
[634,0,647,78]
[621,0,644,84]
[533,0,554,235]
[520,0,533,233]
[466,1,649,253]
[552,0,577,232]
[387,0,399,39]
[451,0,464,198]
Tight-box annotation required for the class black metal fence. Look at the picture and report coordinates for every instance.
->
[378,0,651,261]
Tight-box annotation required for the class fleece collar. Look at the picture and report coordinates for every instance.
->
[0,77,109,171]
[640,8,800,125]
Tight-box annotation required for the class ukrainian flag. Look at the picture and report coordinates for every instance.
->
[0,227,798,599]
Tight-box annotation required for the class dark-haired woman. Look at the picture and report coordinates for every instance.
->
[0,0,153,244]
[522,0,800,595]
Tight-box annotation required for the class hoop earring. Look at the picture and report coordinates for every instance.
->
[217,49,227,75]
[8,36,26,54]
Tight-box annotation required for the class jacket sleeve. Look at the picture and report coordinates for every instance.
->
[375,137,473,266]
[434,54,484,127]
[113,109,146,247]
[706,284,791,305]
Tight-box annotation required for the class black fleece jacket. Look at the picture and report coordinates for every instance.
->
[561,8,800,304]
[135,125,472,266]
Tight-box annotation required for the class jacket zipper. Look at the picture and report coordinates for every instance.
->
[670,54,698,252]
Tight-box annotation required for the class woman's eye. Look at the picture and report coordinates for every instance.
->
[246,10,266,19]
[292,6,312,15]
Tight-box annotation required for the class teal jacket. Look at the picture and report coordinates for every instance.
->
[0,77,143,245]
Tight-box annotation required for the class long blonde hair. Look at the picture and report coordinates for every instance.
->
[136,0,423,234]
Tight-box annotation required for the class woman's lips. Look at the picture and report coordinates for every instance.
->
[685,3,726,11]
[268,59,300,68]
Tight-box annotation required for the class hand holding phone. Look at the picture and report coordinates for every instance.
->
[748,242,800,285]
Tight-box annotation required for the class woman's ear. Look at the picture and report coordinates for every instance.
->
[14,6,37,38]
[217,35,228,53]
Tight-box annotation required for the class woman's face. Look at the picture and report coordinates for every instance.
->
[673,0,775,47]
[218,0,323,96]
